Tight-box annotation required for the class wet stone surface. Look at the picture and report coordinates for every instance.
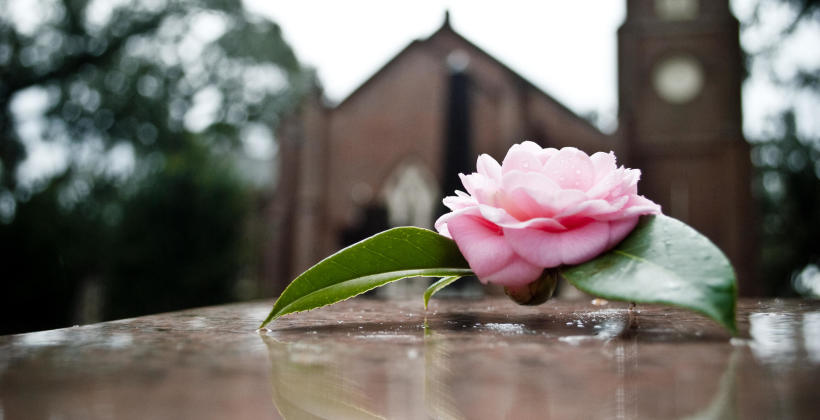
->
[1,297,819,419]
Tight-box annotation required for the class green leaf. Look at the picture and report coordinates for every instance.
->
[260,227,473,328]
[562,214,738,334]
[423,276,463,309]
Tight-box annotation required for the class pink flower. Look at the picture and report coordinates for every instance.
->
[435,141,661,287]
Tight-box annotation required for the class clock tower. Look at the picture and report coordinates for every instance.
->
[618,0,758,294]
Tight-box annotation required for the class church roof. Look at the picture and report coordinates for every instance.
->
[333,12,605,136]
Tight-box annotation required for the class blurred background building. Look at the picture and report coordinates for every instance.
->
[273,2,758,295]
[0,0,818,334]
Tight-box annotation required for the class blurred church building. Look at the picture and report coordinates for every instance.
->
[267,0,758,295]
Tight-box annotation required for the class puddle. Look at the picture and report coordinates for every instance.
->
[749,312,799,363]
[476,323,526,335]
[803,312,820,363]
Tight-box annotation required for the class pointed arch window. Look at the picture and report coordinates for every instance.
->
[382,161,439,229]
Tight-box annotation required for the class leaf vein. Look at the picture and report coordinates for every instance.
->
[398,236,437,261]
[361,244,404,265]
[327,259,357,274]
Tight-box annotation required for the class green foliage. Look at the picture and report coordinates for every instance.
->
[0,1,304,186]
[423,276,463,309]
[562,215,738,334]
[752,111,820,296]
[0,0,303,333]
[263,216,738,334]
[741,0,820,296]
[0,142,253,333]
[104,142,251,319]
[0,172,116,333]
[260,228,472,328]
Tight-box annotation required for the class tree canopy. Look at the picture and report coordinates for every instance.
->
[0,0,305,334]
[744,0,820,296]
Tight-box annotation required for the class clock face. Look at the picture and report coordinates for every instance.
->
[655,0,699,20]
[652,55,704,104]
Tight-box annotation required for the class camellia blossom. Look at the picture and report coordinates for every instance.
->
[435,141,661,287]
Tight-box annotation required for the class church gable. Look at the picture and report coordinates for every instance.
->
[334,16,611,154]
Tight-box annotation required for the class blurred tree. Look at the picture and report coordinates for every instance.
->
[745,0,820,296]
[105,139,251,320]
[0,0,304,334]
[0,171,118,333]
[752,111,820,296]
[781,0,819,30]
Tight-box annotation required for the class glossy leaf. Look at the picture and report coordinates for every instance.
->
[423,276,463,309]
[260,227,473,328]
[562,214,738,334]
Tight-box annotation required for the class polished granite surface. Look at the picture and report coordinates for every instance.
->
[1,297,819,419]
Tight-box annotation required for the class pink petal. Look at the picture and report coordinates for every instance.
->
[442,194,476,211]
[500,170,561,218]
[556,221,611,265]
[556,196,628,220]
[502,169,561,194]
[501,169,586,217]
[479,255,543,287]
[590,151,617,181]
[539,188,588,216]
[502,143,542,174]
[587,168,623,199]
[476,154,502,181]
[502,227,564,268]
[625,168,641,187]
[434,206,481,238]
[618,168,641,195]
[536,147,560,164]
[436,223,452,238]
[477,203,519,225]
[618,195,662,217]
[503,188,546,220]
[446,214,517,279]
[607,217,640,249]
[459,173,498,205]
[492,216,566,231]
[517,141,544,154]
[504,221,612,267]
[542,147,595,190]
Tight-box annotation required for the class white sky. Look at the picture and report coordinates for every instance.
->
[244,0,820,140]
[246,1,625,132]
[7,0,820,188]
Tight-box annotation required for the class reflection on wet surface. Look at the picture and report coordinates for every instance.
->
[1,298,819,419]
